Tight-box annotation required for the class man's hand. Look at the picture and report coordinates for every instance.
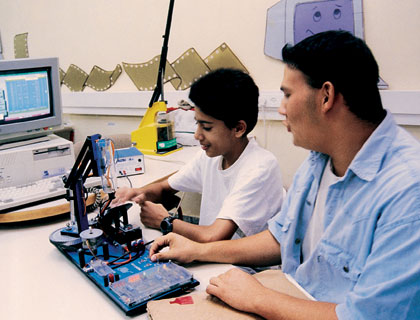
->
[149,233,202,264]
[207,268,339,320]
[140,201,169,229]
[207,268,267,314]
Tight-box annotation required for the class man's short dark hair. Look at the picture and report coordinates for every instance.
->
[189,68,259,135]
[282,30,385,124]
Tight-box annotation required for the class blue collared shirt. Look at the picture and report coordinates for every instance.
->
[268,111,420,319]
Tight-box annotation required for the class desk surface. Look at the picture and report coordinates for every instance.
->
[0,146,235,320]
[0,146,200,222]
[0,206,233,320]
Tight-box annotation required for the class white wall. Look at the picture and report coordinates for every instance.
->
[2,0,420,91]
[2,0,420,186]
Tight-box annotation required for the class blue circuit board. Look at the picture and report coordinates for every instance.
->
[50,233,199,315]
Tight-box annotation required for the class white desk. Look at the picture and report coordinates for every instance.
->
[120,146,200,187]
[0,146,200,223]
[0,146,234,319]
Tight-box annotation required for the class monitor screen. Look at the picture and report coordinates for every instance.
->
[0,57,62,148]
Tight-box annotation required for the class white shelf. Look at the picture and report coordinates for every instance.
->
[62,90,420,125]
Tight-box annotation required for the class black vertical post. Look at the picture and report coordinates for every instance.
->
[149,0,176,107]
[74,178,89,232]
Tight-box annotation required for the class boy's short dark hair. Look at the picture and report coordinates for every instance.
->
[282,30,386,124]
[188,68,259,135]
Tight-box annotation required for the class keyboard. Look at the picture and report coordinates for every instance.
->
[0,175,102,212]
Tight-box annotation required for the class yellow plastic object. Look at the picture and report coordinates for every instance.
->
[131,101,181,156]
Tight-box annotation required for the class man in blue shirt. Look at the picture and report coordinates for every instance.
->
[148,31,420,319]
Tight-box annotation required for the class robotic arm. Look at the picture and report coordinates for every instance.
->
[62,134,116,233]
[61,134,141,247]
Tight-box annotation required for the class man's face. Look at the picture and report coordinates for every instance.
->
[194,107,238,159]
[279,66,322,150]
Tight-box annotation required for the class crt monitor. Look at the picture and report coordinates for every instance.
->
[0,57,63,148]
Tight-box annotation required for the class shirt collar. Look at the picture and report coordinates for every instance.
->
[307,110,396,182]
[347,110,396,181]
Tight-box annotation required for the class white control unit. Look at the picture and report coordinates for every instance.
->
[0,134,74,188]
[115,147,145,177]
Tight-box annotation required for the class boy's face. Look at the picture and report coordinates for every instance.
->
[194,107,239,159]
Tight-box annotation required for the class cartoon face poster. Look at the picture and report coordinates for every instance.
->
[264,0,364,59]
[293,0,355,43]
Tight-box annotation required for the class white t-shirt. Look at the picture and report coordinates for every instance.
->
[168,138,284,238]
[302,158,340,261]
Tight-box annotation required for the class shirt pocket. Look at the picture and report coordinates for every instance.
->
[318,240,361,283]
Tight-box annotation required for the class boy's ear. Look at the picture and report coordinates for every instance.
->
[234,120,247,138]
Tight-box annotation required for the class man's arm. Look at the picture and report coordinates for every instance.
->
[149,232,338,319]
[149,230,281,266]
[207,268,338,320]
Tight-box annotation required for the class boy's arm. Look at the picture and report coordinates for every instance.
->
[112,178,177,206]
[140,202,237,242]
[172,218,237,242]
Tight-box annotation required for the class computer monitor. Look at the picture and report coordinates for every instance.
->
[0,57,63,149]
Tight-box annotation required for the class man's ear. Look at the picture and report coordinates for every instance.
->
[320,81,335,113]
[234,120,247,138]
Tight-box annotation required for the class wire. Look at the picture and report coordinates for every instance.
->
[82,239,151,271]
[143,155,186,165]
[106,240,148,269]
[174,192,185,219]
[85,240,98,260]
[100,197,112,215]
[112,252,132,265]
[176,192,184,211]
[112,251,142,269]
[83,252,120,259]
[86,187,102,212]
[118,173,133,188]
[144,239,154,246]
[104,140,116,189]
[106,247,131,264]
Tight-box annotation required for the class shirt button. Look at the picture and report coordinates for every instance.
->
[343,266,349,273]
[295,238,301,245]
[306,200,311,206]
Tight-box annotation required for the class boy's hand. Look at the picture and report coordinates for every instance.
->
[149,233,201,264]
[140,201,169,229]
[111,186,139,207]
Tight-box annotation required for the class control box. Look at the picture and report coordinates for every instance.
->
[115,147,145,177]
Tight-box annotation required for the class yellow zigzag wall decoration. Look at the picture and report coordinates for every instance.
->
[13,33,248,92]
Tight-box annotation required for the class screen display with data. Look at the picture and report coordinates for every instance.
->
[0,69,52,125]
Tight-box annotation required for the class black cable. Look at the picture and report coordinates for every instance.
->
[107,240,146,267]
[110,251,142,269]
[144,240,154,246]
[107,250,132,265]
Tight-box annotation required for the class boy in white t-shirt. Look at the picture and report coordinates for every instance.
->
[112,69,283,242]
